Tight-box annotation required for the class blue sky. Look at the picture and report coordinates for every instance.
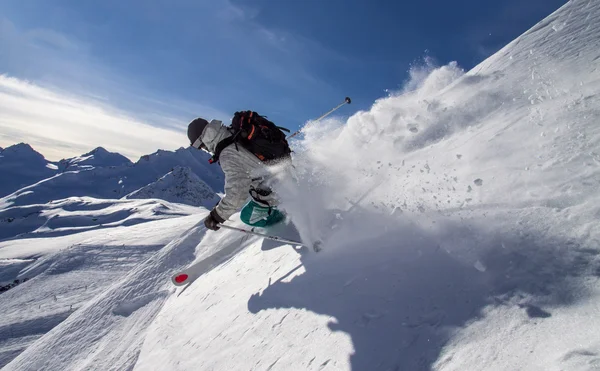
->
[0,0,566,159]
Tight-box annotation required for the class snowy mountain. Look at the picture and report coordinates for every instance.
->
[134,147,224,193]
[1,1,600,370]
[0,146,224,209]
[58,147,132,171]
[0,143,58,198]
[125,166,220,208]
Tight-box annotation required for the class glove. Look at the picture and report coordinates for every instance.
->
[204,209,225,231]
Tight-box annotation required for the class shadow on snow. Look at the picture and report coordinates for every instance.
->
[247,209,598,371]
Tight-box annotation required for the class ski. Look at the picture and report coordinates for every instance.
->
[218,224,322,252]
[171,267,199,287]
[171,225,322,286]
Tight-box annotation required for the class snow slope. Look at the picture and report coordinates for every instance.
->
[0,197,200,368]
[0,147,224,209]
[125,166,221,208]
[2,0,600,370]
[0,196,197,242]
[0,143,57,198]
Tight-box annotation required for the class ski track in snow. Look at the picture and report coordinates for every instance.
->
[2,0,600,370]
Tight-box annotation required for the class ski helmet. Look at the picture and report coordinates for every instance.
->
[187,118,209,148]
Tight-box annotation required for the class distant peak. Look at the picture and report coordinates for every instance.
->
[82,147,109,156]
[93,146,108,153]
[3,143,43,157]
[135,148,176,164]
[8,142,35,151]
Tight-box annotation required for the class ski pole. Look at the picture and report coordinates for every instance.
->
[287,97,352,139]
[218,224,305,246]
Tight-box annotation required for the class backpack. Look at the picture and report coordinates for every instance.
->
[209,111,292,164]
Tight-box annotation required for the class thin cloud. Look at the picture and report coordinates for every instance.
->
[0,0,345,150]
[222,0,351,85]
[0,15,229,128]
[0,75,193,161]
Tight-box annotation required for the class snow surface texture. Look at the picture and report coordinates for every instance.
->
[125,166,220,208]
[2,0,600,370]
[0,146,224,209]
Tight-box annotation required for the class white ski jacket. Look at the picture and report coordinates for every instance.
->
[201,120,279,221]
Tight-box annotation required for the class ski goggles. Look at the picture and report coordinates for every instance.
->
[191,137,207,151]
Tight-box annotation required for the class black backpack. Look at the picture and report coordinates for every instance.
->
[209,111,292,164]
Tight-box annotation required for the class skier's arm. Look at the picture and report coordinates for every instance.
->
[213,155,252,221]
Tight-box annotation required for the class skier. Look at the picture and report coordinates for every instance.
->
[187,114,291,231]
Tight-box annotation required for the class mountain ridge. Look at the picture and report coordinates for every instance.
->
[0,144,224,208]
